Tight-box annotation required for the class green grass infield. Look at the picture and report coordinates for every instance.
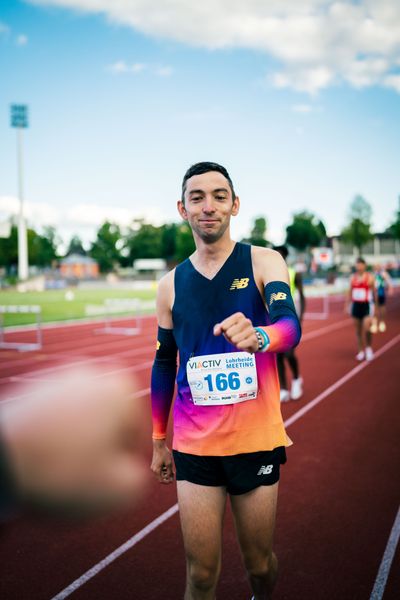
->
[0,288,157,327]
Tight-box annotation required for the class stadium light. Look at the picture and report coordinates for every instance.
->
[10,104,29,281]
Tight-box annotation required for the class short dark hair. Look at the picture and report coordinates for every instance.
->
[356,257,366,265]
[273,245,289,260]
[181,162,236,203]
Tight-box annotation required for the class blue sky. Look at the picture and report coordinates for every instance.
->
[1,0,399,249]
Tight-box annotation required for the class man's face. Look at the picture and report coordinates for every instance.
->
[177,171,239,244]
[356,260,366,274]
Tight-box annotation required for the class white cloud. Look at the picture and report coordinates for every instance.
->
[0,21,10,35]
[131,62,146,73]
[0,196,59,226]
[0,196,165,238]
[28,1,400,94]
[16,34,28,46]
[383,73,400,92]
[155,65,173,77]
[291,104,314,113]
[107,60,172,77]
[272,66,335,94]
[108,60,128,73]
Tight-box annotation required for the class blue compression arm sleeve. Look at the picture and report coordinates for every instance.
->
[151,327,178,440]
[259,281,302,353]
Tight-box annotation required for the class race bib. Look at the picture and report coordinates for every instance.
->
[186,352,258,406]
[352,288,368,302]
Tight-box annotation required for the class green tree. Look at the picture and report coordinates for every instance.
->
[248,216,269,247]
[0,224,18,272]
[0,225,59,271]
[66,235,86,256]
[125,222,164,262]
[341,195,373,253]
[89,221,122,273]
[161,223,178,261]
[386,198,400,241]
[36,226,61,267]
[286,211,326,251]
[174,223,195,262]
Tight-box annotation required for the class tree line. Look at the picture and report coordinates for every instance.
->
[1,195,398,274]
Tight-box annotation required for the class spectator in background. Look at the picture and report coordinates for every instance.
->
[370,263,393,333]
[345,257,376,361]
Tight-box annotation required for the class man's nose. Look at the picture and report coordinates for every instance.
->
[202,196,215,212]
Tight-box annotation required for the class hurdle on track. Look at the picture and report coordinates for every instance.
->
[303,293,329,320]
[89,298,150,336]
[0,305,43,351]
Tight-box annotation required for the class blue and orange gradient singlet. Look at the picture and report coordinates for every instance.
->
[155,242,293,456]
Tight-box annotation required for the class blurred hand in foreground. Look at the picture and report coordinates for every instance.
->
[0,363,148,519]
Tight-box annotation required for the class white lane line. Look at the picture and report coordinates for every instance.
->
[50,504,179,600]
[0,343,156,389]
[0,318,348,391]
[369,505,400,600]
[301,318,349,341]
[1,384,151,406]
[284,333,400,428]
[0,332,155,373]
[8,361,154,385]
[4,313,156,333]
[50,331,400,600]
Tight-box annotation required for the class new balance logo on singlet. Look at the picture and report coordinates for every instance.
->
[257,465,273,475]
[230,278,249,290]
[269,292,287,305]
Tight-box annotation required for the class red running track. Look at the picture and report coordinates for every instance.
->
[0,295,399,599]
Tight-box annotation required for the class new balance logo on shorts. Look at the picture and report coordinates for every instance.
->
[230,278,249,290]
[257,465,273,475]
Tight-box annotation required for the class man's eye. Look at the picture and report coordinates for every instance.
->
[191,197,202,202]
[216,195,226,200]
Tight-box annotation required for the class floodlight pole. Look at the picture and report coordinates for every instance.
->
[11,104,29,281]
[17,127,28,280]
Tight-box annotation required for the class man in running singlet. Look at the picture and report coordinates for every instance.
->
[150,162,301,600]
[345,257,376,361]
[370,264,393,333]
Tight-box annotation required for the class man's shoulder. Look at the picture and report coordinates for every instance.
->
[250,245,281,262]
[157,269,175,294]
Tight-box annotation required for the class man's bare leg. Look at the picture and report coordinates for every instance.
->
[177,481,227,600]
[364,316,373,347]
[353,318,363,351]
[231,483,279,600]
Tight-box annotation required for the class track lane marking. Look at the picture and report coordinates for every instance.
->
[50,504,179,600]
[49,331,400,600]
[1,318,351,396]
[7,361,154,385]
[284,333,400,428]
[369,505,400,600]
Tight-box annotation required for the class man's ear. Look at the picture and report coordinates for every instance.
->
[177,200,188,221]
[231,196,240,216]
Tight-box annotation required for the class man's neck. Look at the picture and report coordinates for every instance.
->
[190,235,236,279]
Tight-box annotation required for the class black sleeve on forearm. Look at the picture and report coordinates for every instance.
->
[151,327,178,440]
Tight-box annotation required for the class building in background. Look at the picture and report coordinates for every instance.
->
[59,254,99,279]
[330,234,400,271]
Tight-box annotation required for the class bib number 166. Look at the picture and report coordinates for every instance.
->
[204,371,240,392]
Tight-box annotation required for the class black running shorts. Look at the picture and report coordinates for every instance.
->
[172,446,286,495]
[351,302,370,320]
[377,292,386,306]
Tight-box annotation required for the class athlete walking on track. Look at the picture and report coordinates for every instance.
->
[345,257,376,361]
[150,162,301,600]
